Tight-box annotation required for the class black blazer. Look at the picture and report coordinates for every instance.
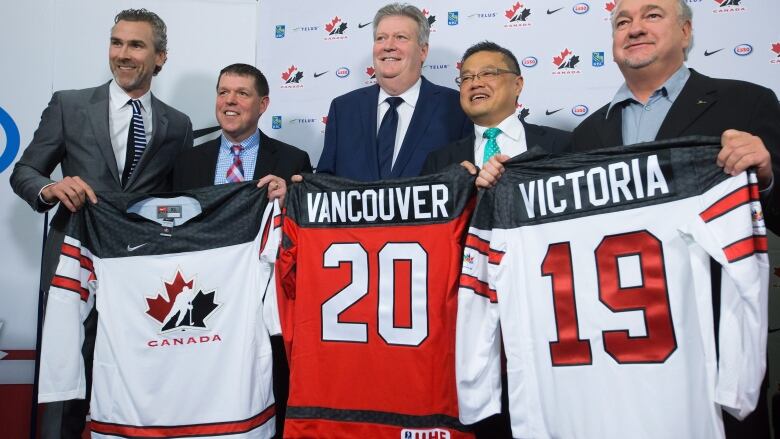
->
[571,69,780,233]
[171,130,312,190]
[420,121,572,174]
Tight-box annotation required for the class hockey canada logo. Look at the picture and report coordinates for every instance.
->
[324,16,348,40]
[281,65,304,89]
[712,0,745,13]
[771,43,780,64]
[552,48,582,75]
[364,66,377,84]
[145,270,220,333]
[422,8,437,31]
[504,2,532,27]
[517,104,530,122]
[603,1,616,20]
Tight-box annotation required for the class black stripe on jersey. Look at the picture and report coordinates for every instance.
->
[285,406,471,432]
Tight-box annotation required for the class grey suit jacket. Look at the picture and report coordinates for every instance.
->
[10,81,194,231]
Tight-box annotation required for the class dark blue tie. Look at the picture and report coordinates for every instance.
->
[122,99,146,186]
[377,96,403,178]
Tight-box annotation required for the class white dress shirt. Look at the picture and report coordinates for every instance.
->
[108,80,153,174]
[377,77,421,167]
[473,110,527,168]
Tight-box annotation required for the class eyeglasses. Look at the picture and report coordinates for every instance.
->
[455,68,520,86]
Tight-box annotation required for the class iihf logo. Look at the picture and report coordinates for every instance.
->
[145,270,220,333]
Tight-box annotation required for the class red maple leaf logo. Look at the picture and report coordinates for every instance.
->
[324,16,341,33]
[366,66,375,77]
[553,48,573,66]
[772,43,780,56]
[605,1,616,12]
[712,0,722,4]
[322,116,328,124]
[145,271,194,324]
[505,2,522,19]
[423,8,430,16]
[456,61,462,70]
[281,65,297,81]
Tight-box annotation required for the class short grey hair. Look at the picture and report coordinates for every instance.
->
[610,0,693,59]
[373,3,430,46]
[114,8,168,54]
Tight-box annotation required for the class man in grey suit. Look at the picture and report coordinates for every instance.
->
[10,8,193,438]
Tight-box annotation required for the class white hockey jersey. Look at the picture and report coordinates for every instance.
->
[456,138,769,439]
[39,182,280,438]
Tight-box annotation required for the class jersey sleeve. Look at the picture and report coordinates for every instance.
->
[455,191,502,425]
[260,200,283,337]
[272,205,300,359]
[39,235,96,403]
[690,170,769,419]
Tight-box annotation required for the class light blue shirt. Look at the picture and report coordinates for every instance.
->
[607,65,690,145]
[214,130,260,185]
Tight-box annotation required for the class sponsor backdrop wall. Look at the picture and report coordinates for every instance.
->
[1,0,779,435]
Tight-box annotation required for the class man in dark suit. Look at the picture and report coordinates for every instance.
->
[423,41,570,176]
[172,63,311,195]
[9,9,193,438]
[571,0,778,437]
[317,2,472,181]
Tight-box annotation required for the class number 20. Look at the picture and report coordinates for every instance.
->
[321,242,428,346]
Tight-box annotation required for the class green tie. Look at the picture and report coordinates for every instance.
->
[482,127,502,165]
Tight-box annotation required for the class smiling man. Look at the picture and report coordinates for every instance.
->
[422,41,570,175]
[9,9,193,439]
[317,2,472,181]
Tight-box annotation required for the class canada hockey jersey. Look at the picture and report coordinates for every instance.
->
[39,182,280,438]
[275,168,477,438]
[456,137,769,439]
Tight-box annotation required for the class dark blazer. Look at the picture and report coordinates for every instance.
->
[317,76,473,181]
[421,122,572,174]
[171,130,312,190]
[10,81,194,231]
[571,69,780,233]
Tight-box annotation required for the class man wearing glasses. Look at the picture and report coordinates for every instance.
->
[422,41,570,175]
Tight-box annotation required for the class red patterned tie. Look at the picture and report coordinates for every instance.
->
[226,144,245,182]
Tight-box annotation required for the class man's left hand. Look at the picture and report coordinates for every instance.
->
[718,129,773,189]
[257,174,287,205]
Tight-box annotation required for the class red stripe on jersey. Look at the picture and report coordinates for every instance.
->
[749,182,760,201]
[50,276,89,302]
[699,186,749,223]
[259,213,274,256]
[465,233,490,255]
[754,235,768,253]
[80,255,94,272]
[60,243,81,260]
[0,350,36,360]
[459,274,497,303]
[723,236,760,263]
[488,249,505,265]
[91,404,275,437]
[273,213,282,229]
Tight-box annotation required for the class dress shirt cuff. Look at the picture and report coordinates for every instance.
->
[759,175,774,197]
[38,183,58,207]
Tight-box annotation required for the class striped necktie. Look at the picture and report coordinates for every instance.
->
[122,99,146,186]
[226,144,245,182]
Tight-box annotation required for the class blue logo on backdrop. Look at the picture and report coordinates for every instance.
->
[572,105,589,116]
[336,67,350,78]
[271,116,282,129]
[0,106,20,173]
[521,56,538,67]
[448,11,459,25]
[573,3,590,14]
[275,25,286,38]
[592,51,605,66]
[733,44,753,56]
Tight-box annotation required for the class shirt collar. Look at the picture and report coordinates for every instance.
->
[606,65,690,118]
[220,129,261,152]
[109,79,152,112]
[378,77,422,108]
[474,109,526,142]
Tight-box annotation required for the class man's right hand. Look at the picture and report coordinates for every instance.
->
[41,176,97,212]
[476,154,510,189]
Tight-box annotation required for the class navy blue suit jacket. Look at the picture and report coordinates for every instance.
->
[317,76,472,181]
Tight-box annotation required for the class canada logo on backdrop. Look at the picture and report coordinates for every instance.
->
[516,103,530,122]
[771,43,780,64]
[712,0,746,13]
[552,48,582,75]
[281,65,304,89]
[603,1,616,20]
[144,270,221,335]
[504,2,532,27]
[0,106,21,174]
[422,8,437,30]
[364,66,377,84]
[324,16,348,40]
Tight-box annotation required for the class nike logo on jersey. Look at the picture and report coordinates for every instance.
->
[545,108,563,115]
[546,7,564,14]
[358,22,372,28]
[127,243,148,252]
[704,48,724,56]
[313,71,329,78]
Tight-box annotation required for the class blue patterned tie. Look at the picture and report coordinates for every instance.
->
[377,96,404,178]
[122,99,146,186]
[482,127,502,165]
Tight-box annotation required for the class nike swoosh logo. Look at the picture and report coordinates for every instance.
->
[358,22,372,28]
[313,71,328,78]
[545,108,563,115]
[704,48,724,56]
[546,7,563,14]
[127,243,148,252]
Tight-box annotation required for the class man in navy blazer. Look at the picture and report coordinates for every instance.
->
[317,3,472,181]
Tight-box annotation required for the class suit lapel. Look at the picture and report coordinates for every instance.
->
[87,83,121,185]
[253,131,279,179]
[600,106,624,147]
[391,77,435,178]
[127,94,168,188]
[362,85,381,179]
[656,70,716,139]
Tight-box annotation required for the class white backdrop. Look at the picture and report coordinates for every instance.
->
[1,0,779,433]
